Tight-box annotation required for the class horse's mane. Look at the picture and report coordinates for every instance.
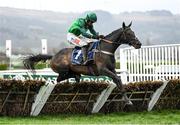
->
[105,28,122,39]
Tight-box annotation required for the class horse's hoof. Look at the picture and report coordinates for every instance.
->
[126,101,133,106]
[122,95,133,106]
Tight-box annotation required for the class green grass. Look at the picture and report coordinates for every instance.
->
[0,110,180,124]
[0,63,8,70]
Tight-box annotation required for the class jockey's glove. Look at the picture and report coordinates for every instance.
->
[99,35,105,39]
[92,35,99,39]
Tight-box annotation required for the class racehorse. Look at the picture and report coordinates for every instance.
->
[23,22,141,103]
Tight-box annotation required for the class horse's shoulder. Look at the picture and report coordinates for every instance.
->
[58,47,72,54]
[61,47,73,51]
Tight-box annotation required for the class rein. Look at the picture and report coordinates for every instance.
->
[100,28,128,45]
[101,38,113,44]
[95,28,129,56]
[95,38,115,56]
[101,38,121,45]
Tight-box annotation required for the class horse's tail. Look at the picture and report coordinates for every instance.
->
[23,54,53,72]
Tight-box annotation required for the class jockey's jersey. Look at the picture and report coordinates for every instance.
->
[68,18,98,38]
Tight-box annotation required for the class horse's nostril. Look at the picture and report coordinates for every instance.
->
[138,42,142,46]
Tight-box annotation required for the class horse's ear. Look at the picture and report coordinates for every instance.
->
[128,21,132,27]
[122,22,126,29]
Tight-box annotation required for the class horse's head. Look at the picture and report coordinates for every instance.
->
[120,22,142,49]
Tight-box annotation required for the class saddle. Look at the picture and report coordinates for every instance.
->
[71,41,99,65]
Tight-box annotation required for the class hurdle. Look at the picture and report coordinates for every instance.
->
[30,79,117,116]
[0,69,179,116]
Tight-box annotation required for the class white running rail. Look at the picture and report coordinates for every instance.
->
[119,44,180,83]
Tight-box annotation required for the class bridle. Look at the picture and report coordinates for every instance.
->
[101,27,140,46]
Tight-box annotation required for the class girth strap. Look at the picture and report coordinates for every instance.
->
[100,50,114,56]
[88,66,95,75]
[94,49,114,56]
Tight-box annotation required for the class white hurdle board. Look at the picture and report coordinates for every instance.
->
[30,80,56,116]
[92,81,116,113]
[31,79,117,115]
[148,80,169,111]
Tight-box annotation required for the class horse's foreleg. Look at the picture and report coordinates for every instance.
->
[99,68,132,105]
[98,68,124,91]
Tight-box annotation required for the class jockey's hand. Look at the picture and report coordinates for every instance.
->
[92,35,99,39]
[99,35,105,39]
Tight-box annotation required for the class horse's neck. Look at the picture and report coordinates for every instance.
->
[106,28,123,41]
[100,29,122,53]
[99,41,119,54]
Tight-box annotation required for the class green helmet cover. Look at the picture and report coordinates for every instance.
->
[86,12,97,23]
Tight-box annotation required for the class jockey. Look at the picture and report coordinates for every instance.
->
[67,12,104,64]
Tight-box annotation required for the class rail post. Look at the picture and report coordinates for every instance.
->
[119,48,128,83]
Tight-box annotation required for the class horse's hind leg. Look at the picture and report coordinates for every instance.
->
[56,72,69,82]
[75,74,81,83]
[57,71,81,83]
[57,74,66,82]
[57,75,62,82]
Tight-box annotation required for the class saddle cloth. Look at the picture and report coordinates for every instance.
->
[71,41,99,65]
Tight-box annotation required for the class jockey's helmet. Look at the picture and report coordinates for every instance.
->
[86,12,97,23]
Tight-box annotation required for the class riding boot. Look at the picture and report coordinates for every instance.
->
[82,46,88,65]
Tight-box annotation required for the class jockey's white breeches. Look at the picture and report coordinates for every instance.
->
[67,33,93,47]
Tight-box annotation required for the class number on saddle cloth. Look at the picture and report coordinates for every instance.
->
[71,41,100,65]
